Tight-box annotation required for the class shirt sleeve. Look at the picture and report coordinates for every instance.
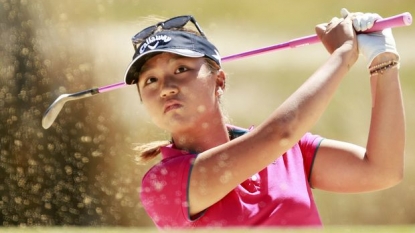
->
[140,155,197,228]
[299,132,324,184]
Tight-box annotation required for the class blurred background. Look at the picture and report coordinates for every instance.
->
[0,0,414,228]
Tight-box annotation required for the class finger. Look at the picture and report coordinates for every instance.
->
[352,16,364,31]
[315,23,328,38]
[366,15,376,30]
[352,13,371,31]
[360,14,373,31]
[365,13,382,30]
[327,17,342,29]
[340,8,350,18]
[316,16,343,38]
[351,12,382,31]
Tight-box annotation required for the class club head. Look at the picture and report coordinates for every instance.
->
[42,94,70,129]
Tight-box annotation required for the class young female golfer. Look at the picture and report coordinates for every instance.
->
[123,9,405,228]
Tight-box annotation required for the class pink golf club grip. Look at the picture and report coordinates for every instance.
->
[368,12,412,32]
[290,12,412,47]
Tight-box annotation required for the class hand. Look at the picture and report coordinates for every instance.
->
[340,8,400,68]
[315,14,358,64]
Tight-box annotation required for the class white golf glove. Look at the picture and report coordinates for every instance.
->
[340,8,399,68]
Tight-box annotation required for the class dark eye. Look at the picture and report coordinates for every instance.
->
[145,77,158,85]
[175,66,189,74]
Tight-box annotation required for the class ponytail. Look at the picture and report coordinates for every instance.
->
[134,140,171,164]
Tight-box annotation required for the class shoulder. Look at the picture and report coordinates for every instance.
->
[298,132,324,149]
[142,151,197,182]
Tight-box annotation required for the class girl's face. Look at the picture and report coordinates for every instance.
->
[137,53,222,134]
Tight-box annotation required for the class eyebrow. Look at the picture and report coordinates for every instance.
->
[139,54,191,74]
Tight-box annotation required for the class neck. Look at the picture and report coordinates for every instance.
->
[171,119,229,153]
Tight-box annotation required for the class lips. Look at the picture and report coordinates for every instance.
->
[163,100,182,113]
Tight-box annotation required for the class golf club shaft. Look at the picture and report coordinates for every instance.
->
[42,12,412,129]
[222,12,412,61]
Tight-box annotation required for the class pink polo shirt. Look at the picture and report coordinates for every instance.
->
[140,126,324,229]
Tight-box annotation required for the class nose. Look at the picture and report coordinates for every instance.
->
[160,83,179,98]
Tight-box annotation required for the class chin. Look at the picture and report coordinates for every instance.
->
[166,118,199,134]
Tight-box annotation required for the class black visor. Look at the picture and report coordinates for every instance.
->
[124,30,221,85]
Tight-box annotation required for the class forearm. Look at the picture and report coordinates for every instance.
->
[366,53,405,185]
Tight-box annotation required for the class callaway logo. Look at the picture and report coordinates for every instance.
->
[139,35,172,54]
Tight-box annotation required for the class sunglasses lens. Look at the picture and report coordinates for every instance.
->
[163,16,191,29]
[132,26,157,43]
[131,15,205,50]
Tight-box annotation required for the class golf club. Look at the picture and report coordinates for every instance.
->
[42,12,412,129]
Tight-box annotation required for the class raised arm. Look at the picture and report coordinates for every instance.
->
[188,15,359,215]
[310,10,405,192]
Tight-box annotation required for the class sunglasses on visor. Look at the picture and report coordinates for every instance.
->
[131,15,206,51]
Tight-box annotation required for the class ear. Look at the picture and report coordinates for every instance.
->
[215,70,226,90]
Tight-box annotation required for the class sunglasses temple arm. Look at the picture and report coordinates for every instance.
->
[192,19,206,38]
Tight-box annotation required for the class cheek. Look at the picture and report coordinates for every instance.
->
[141,102,154,119]
[141,93,159,115]
[192,83,218,112]
[140,85,159,101]
[180,84,204,102]
[142,101,164,127]
[188,81,215,101]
